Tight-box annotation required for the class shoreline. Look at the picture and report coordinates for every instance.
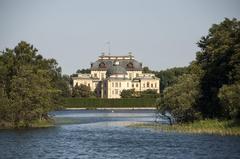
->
[128,120,240,136]
[65,107,156,110]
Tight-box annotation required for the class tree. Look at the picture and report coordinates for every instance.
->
[157,73,201,123]
[218,83,240,120]
[120,89,135,98]
[155,67,188,93]
[76,68,91,74]
[72,84,92,98]
[142,66,152,73]
[140,89,159,98]
[0,41,62,127]
[196,18,240,118]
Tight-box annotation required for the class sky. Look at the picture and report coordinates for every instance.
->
[0,0,240,74]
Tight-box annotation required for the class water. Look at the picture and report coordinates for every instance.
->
[0,110,240,159]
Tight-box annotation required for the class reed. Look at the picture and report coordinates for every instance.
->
[130,119,240,136]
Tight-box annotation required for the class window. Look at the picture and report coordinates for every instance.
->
[147,82,149,87]
[136,84,138,87]
[99,62,106,68]
[88,83,90,87]
[143,83,145,88]
[127,82,129,87]
[94,73,97,78]
[115,89,118,95]
[119,82,121,87]
[115,82,118,87]
[132,84,134,87]
[129,73,132,79]
[101,73,104,79]
[151,83,153,88]
[112,90,114,95]
[155,83,157,88]
[112,82,114,87]
[127,62,133,68]
[136,73,139,77]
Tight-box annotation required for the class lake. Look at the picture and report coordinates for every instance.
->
[0,110,240,159]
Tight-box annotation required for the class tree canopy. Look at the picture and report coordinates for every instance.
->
[0,41,69,128]
[157,18,240,122]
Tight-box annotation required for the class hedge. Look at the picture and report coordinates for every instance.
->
[63,98,157,108]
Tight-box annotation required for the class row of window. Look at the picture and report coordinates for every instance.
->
[111,82,158,88]
[75,82,91,87]
[112,89,120,95]
[112,82,122,88]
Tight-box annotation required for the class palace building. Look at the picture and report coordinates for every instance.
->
[72,53,160,98]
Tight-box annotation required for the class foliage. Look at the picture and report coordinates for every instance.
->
[154,67,188,93]
[63,98,156,108]
[76,68,91,74]
[140,89,159,98]
[196,18,240,119]
[120,89,159,98]
[72,84,93,98]
[218,82,240,119]
[0,41,65,128]
[131,119,240,136]
[156,18,240,123]
[120,89,135,98]
[142,66,152,73]
[157,73,201,122]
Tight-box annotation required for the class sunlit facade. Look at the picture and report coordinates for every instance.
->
[72,53,160,98]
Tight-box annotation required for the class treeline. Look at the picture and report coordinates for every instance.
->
[0,41,70,128]
[157,18,240,123]
[143,66,188,93]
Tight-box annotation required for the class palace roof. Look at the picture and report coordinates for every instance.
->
[90,54,143,71]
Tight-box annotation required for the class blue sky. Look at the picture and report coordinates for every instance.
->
[0,0,240,74]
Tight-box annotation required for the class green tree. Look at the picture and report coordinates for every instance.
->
[157,73,201,123]
[155,67,188,93]
[76,68,91,74]
[0,41,62,128]
[140,89,159,98]
[72,84,92,98]
[120,89,135,98]
[218,82,240,120]
[196,18,240,118]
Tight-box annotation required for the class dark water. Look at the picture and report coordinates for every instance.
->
[0,110,240,159]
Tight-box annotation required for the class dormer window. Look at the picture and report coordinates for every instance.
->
[99,62,106,68]
[127,62,133,68]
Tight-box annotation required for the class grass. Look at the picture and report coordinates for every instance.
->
[0,119,55,129]
[129,119,240,136]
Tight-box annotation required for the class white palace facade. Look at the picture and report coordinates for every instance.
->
[72,53,160,98]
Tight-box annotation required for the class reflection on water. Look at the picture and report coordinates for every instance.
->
[0,110,240,159]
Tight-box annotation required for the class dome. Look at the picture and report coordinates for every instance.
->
[106,65,127,77]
